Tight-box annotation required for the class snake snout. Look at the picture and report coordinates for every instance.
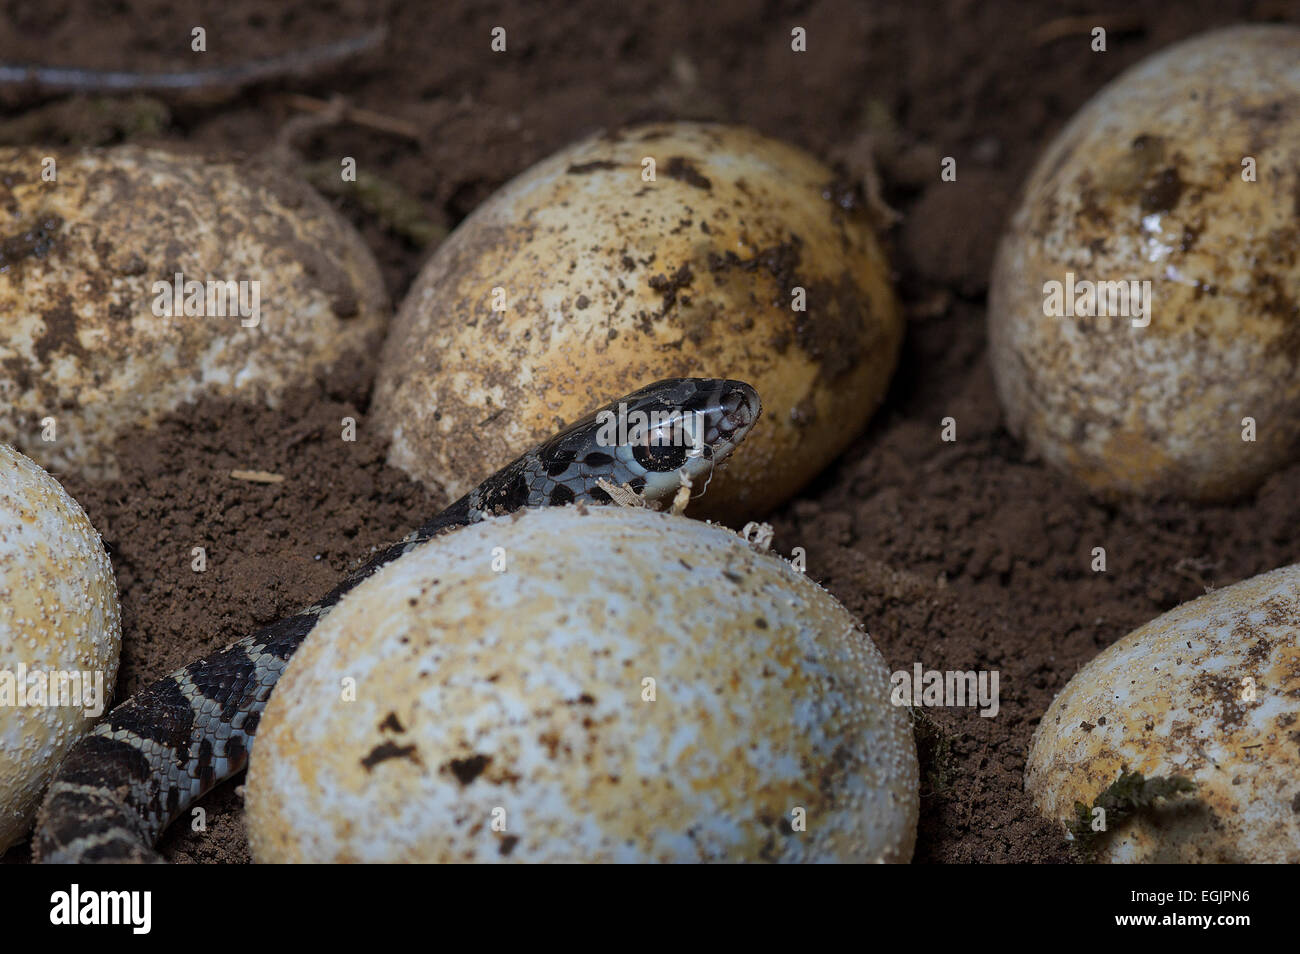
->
[718,380,761,435]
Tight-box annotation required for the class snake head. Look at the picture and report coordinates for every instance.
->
[535,374,759,512]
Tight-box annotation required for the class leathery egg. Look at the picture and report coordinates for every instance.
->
[989,26,1300,501]
[245,506,919,863]
[1025,562,1300,862]
[0,444,120,852]
[0,146,389,479]
[373,122,903,522]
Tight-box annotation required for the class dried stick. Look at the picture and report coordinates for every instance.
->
[0,25,386,93]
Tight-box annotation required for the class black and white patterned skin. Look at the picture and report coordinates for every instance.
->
[33,378,760,863]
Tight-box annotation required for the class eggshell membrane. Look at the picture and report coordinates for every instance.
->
[0,444,120,851]
[989,25,1300,501]
[1025,562,1300,862]
[246,506,918,863]
[0,146,389,479]
[372,122,902,522]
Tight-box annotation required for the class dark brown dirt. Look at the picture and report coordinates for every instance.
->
[2,0,1298,864]
[57,372,437,864]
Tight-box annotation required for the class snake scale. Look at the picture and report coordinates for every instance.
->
[33,377,760,863]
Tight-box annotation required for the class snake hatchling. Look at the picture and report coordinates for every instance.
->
[33,377,761,863]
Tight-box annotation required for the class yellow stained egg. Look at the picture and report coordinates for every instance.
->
[0,444,120,852]
[246,506,919,863]
[373,122,902,522]
[0,146,389,479]
[1025,562,1300,863]
[989,26,1300,500]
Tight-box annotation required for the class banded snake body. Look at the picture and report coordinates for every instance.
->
[33,377,760,863]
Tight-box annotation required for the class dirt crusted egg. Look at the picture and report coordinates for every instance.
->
[0,444,119,852]
[373,122,903,522]
[245,505,918,863]
[0,145,389,479]
[1025,562,1300,863]
[989,26,1300,501]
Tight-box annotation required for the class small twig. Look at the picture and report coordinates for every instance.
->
[1031,14,1145,46]
[268,92,442,248]
[283,426,322,450]
[270,93,349,160]
[0,25,386,93]
[279,92,421,141]
[230,469,285,484]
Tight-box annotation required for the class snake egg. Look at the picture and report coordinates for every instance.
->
[989,25,1300,501]
[373,121,903,522]
[1025,562,1300,863]
[0,444,119,852]
[0,146,389,480]
[246,506,918,863]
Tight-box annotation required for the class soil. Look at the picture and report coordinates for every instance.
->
[2,0,1298,864]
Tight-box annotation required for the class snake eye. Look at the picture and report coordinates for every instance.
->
[634,441,687,472]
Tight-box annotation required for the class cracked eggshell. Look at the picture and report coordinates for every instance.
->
[246,506,918,863]
[1025,563,1300,863]
[0,444,120,851]
[989,26,1300,501]
[0,146,389,479]
[372,122,902,522]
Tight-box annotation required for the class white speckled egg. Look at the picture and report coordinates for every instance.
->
[1025,562,1300,862]
[0,146,389,479]
[246,506,918,863]
[989,25,1300,500]
[0,444,120,851]
[372,122,903,522]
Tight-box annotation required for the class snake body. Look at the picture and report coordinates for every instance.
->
[33,377,760,863]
